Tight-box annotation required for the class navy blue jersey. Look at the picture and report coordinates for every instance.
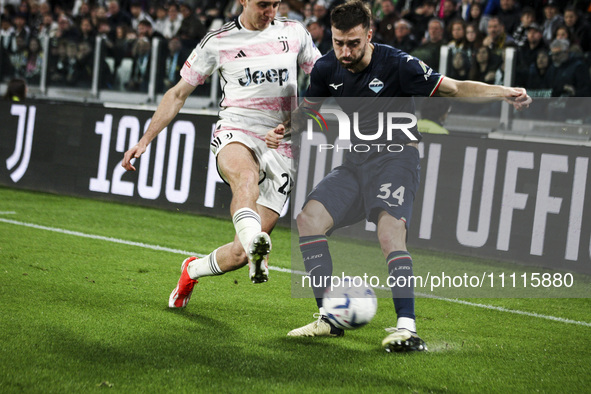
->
[305,44,443,162]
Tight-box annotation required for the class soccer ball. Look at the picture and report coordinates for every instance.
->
[323,280,377,330]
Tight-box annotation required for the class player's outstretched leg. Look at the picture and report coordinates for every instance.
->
[287,235,341,337]
[168,249,224,308]
[247,232,271,283]
[169,257,199,308]
[287,313,344,337]
[382,328,427,352]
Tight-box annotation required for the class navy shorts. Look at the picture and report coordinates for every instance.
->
[306,146,420,233]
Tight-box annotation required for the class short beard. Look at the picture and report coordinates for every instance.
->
[338,47,366,70]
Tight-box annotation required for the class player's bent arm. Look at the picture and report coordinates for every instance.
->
[265,98,325,149]
[290,97,324,134]
[138,79,196,148]
[122,79,197,171]
[437,77,508,98]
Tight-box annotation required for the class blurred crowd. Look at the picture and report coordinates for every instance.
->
[1,0,590,96]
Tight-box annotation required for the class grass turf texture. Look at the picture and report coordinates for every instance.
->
[1,187,590,392]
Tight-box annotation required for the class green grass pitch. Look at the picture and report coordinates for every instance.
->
[1,186,590,392]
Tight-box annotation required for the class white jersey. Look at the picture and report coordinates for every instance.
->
[181,16,320,144]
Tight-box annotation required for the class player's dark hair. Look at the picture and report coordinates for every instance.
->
[330,0,371,32]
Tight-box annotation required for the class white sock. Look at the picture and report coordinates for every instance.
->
[232,207,262,253]
[396,317,416,333]
[187,249,223,278]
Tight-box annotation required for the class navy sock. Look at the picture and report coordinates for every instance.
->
[300,235,333,310]
[387,251,415,320]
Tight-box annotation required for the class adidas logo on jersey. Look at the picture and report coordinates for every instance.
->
[235,50,246,58]
[238,67,289,87]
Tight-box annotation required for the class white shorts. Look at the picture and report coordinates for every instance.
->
[210,129,294,214]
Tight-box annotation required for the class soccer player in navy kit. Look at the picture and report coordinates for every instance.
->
[267,0,530,352]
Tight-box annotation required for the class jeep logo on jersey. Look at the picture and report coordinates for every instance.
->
[238,67,289,87]
[369,78,384,93]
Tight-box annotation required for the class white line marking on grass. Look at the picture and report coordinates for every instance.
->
[417,293,591,328]
[0,211,17,215]
[0,218,302,271]
[271,266,305,274]
[0,218,201,256]
[2,217,590,328]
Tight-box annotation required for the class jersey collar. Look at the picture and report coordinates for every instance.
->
[235,15,276,31]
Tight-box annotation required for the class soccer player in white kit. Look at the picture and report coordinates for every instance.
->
[121,0,320,308]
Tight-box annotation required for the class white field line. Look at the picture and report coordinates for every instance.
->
[416,293,591,327]
[0,211,17,215]
[1,217,590,328]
